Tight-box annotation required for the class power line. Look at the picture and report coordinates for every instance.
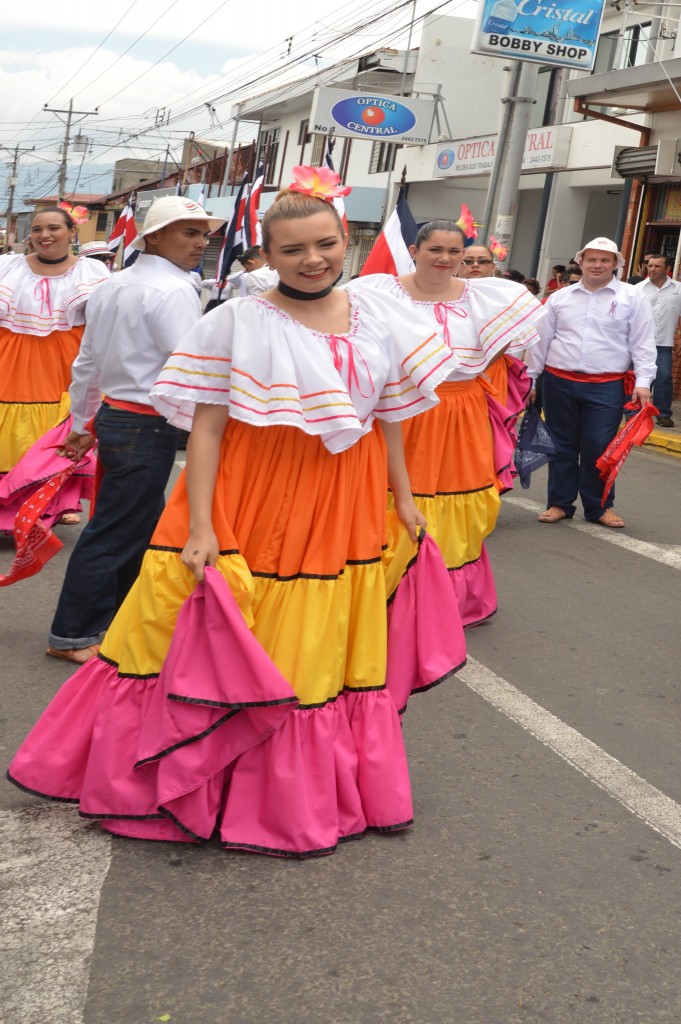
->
[46,0,142,106]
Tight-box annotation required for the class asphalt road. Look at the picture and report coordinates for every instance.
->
[2,444,681,1024]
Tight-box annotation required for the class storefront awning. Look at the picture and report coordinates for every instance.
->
[566,58,681,112]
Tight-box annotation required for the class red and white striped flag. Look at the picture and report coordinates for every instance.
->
[244,163,264,247]
[107,204,138,266]
[360,189,417,277]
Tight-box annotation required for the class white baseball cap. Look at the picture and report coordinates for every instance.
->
[132,196,225,250]
[574,237,625,269]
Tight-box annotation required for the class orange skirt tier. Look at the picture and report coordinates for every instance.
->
[9,420,464,857]
[0,326,84,472]
[386,357,522,627]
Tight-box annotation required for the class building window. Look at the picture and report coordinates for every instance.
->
[257,127,281,185]
[369,142,402,174]
[311,134,326,165]
[95,211,108,233]
[298,119,311,146]
[593,23,652,73]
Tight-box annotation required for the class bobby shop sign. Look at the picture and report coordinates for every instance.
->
[471,0,607,70]
[310,87,434,145]
[435,126,573,177]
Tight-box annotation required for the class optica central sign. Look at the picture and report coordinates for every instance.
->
[434,126,573,177]
[310,87,434,145]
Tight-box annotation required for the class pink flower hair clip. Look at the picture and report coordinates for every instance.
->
[288,165,352,203]
[58,201,89,225]
[489,235,508,262]
[456,204,477,242]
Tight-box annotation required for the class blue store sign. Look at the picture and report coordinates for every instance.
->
[471,0,607,70]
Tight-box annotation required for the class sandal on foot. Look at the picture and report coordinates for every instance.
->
[538,507,568,524]
[46,644,100,665]
[596,510,625,529]
[58,513,81,526]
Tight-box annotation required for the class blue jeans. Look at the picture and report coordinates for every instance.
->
[49,405,178,650]
[543,373,625,522]
[653,346,673,418]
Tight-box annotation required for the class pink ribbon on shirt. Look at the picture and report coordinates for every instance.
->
[34,277,52,317]
[328,335,375,399]
[434,302,468,349]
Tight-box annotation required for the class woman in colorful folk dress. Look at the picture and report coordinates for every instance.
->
[350,220,544,626]
[0,207,108,528]
[8,171,465,858]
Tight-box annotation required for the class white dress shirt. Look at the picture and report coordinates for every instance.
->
[526,276,657,388]
[69,253,201,433]
[635,276,681,347]
[243,266,279,296]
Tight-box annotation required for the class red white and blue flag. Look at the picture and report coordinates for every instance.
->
[215,172,250,297]
[325,140,349,234]
[243,162,264,247]
[107,203,138,266]
[359,187,417,277]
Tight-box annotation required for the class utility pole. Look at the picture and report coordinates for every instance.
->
[44,99,99,199]
[2,143,34,252]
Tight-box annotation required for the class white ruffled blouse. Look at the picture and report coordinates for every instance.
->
[0,254,109,336]
[347,275,544,380]
[151,288,458,454]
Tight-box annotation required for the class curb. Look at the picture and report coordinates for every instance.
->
[644,429,681,456]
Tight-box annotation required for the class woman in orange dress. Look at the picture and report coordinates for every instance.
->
[351,220,544,626]
[8,174,465,858]
[0,207,108,528]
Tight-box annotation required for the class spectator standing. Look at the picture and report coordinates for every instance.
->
[526,237,657,529]
[635,254,681,427]
[543,264,566,298]
[46,196,224,663]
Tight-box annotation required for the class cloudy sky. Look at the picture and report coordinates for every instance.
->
[0,0,477,203]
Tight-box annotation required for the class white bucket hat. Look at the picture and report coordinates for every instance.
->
[574,237,625,269]
[132,196,225,250]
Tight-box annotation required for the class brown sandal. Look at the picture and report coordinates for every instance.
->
[58,513,81,526]
[596,510,625,529]
[46,645,100,665]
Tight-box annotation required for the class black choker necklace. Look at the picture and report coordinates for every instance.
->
[36,253,70,265]
[277,279,336,301]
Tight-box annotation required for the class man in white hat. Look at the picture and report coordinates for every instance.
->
[79,240,116,271]
[47,196,225,663]
[526,237,657,529]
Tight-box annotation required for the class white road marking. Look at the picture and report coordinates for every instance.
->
[0,804,112,1024]
[460,657,681,850]
[504,494,681,571]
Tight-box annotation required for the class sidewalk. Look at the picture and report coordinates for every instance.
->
[643,402,681,457]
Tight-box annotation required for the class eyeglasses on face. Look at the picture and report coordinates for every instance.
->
[461,258,493,266]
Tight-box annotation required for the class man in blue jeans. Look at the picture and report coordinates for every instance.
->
[635,254,681,428]
[526,237,657,530]
[47,196,224,663]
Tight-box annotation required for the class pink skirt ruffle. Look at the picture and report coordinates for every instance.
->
[9,550,457,857]
[0,414,94,531]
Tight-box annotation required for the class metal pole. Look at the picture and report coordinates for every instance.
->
[44,99,98,200]
[4,146,19,253]
[399,0,417,95]
[480,63,521,240]
[492,61,539,273]
[58,99,73,199]
[528,173,554,278]
[222,106,242,196]
[614,177,633,249]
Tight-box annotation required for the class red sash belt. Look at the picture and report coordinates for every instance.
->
[102,395,161,416]
[545,366,635,393]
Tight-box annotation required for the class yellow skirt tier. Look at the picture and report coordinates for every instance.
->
[101,420,391,708]
[0,326,83,472]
